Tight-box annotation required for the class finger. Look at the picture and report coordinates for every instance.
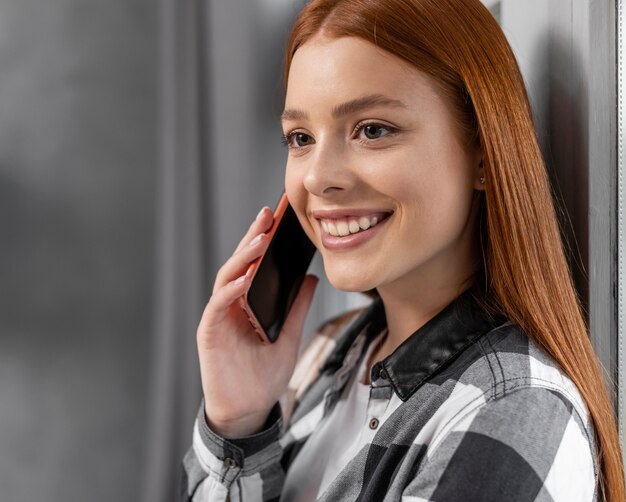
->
[201,274,250,330]
[233,207,273,254]
[277,275,319,349]
[214,232,270,291]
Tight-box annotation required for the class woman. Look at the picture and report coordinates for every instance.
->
[180,0,624,500]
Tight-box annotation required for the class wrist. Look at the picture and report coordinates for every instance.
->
[204,407,271,439]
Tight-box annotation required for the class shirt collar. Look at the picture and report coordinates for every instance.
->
[321,290,504,402]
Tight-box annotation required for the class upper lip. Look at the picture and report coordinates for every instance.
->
[311,208,393,219]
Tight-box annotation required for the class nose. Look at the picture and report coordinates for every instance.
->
[302,141,356,196]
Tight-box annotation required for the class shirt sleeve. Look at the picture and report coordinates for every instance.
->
[401,386,597,502]
[179,401,285,502]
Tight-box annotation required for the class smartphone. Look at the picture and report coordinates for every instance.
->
[239,193,317,343]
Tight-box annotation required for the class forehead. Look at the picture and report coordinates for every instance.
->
[285,35,443,112]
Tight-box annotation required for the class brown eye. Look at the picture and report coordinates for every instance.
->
[294,132,314,147]
[362,124,390,140]
[281,131,316,150]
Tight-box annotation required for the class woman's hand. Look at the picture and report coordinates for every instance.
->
[197,207,318,439]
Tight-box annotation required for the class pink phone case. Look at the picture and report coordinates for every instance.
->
[238,193,290,343]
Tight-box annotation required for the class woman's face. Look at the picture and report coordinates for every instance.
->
[283,36,484,296]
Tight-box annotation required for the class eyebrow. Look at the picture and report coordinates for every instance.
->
[281,94,407,123]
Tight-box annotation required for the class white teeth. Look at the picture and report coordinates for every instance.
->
[321,214,387,237]
[348,220,360,233]
[336,221,350,236]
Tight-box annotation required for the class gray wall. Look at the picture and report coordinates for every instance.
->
[0,1,157,500]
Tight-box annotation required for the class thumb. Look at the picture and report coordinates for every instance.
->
[279,274,319,343]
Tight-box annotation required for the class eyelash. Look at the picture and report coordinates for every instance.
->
[281,121,398,150]
[280,133,294,148]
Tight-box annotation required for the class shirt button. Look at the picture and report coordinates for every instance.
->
[224,457,238,469]
[378,368,388,380]
[369,418,379,430]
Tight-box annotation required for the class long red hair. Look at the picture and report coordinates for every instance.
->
[283,0,624,500]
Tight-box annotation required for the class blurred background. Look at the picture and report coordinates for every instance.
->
[0,0,621,500]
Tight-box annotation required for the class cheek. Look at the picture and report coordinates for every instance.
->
[284,165,304,211]
[390,163,474,230]
[285,166,318,241]
[419,173,476,238]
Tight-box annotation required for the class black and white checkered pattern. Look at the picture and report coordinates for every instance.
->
[180,291,598,501]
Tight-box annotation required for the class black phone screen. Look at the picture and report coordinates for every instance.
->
[247,203,317,343]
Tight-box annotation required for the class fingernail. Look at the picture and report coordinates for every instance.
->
[256,207,268,221]
[249,234,264,246]
[234,275,246,285]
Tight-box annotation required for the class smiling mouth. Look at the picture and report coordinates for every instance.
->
[319,212,392,237]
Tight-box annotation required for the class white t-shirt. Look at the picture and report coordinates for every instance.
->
[281,333,388,501]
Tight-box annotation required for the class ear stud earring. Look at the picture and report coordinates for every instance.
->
[479,177,485,184]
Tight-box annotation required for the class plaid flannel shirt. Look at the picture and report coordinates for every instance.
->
[180,291,598,501]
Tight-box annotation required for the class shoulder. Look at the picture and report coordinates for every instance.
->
[418,322,598,500]
[443,322,595,443]
[470,323,592,424]
[421,322,593,425]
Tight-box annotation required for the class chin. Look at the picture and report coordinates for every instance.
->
[325,268,378,293]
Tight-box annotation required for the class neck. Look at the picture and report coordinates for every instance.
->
[382,285,463,343]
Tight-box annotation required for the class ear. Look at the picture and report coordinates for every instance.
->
[473,158,486,191]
